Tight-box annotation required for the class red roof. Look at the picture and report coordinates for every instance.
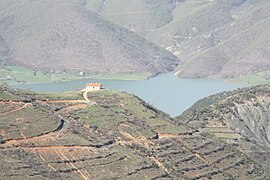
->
[86,83,102,87]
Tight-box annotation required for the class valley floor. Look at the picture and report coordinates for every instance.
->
[0,66,151,85]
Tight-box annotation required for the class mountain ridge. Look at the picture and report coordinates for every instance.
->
[87,0,270,79]
[0,0,178,76]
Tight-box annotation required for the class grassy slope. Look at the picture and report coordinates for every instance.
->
[229,70,270,85]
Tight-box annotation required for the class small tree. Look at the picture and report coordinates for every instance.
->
[0,137,5,144]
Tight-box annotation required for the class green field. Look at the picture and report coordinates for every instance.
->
[229,70,270,85]
[0,66,151,85]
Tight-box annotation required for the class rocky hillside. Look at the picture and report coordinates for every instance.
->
[0,87,269,179]
[147,0,270,79]
[88,0,270,79]
[170,0,270,79]
[0,0,178,75]
[85,0,179,36]
[177,84,270,167]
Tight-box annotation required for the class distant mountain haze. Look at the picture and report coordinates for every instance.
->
[86,0,270,78]
[0,0,269,78]
[0,0,178,75]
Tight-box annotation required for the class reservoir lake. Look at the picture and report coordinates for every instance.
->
[13,74,247,117]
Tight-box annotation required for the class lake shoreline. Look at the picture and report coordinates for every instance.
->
[11,74,247,117]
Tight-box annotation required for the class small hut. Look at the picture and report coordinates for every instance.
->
[86,83,102,90]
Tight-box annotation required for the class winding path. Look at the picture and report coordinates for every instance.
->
[82,89,91,103]
[0,103,31,115]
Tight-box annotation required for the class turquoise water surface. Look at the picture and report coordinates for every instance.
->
[13,74,246,116]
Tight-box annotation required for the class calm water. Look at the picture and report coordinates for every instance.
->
[13,74,246,117]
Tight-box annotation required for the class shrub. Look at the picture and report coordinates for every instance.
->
[0,137,5,144]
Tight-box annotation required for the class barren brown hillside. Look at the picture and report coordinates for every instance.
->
[87,0,270,79]
[0,0,178,76]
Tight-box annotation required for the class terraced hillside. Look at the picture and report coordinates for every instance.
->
[0,87,269,179]
[0,0,178,76]
[177,84,270,168]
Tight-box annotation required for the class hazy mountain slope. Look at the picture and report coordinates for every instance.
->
[0,0,178,75]
[85,0,178,36]
[2,0,268,80]
[0,36,9,66]
[177,84,270,167]
[84,0,270,79]
[146,0,270,78]
[0,87,269,179]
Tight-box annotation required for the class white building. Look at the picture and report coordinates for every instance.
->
[85,83,102,90]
